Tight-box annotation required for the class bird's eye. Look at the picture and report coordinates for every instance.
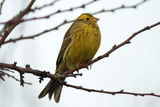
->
[86,18,89,20]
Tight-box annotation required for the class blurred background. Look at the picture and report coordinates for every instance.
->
[0,0,160,107]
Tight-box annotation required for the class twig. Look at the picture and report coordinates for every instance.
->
[2,20,73,45]
[0,0,35,46]
[0,0,148,46]
[0,70,32,85]
[30,0,59,12]
[64,83,160,97]
[93,0,148,15]
[0,0,97,24]
[0,0,5,14]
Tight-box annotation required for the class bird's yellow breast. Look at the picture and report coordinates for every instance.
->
[63,22,101,69]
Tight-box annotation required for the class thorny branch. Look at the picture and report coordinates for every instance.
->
[0,0,148,46]
[64,83,160,97]
[0,21,160,97]
[0,0,35,46]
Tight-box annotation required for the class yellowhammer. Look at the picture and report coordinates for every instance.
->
[38,13,101,103]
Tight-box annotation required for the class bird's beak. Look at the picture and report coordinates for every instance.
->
[94,18,99,22]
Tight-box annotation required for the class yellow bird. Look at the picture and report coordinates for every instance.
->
[38,13,101,103]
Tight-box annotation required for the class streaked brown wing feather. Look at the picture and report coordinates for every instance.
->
[56,26,72,68]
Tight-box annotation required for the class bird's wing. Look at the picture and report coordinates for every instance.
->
[56,26,72,68]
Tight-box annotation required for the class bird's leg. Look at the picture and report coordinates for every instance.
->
[75,63,84,74]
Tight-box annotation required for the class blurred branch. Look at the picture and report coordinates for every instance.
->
[0,0,35,47]
[0,0,5,14]
[64,83,160,97]
[0,21,160,95]
[93,0,148,15]
[0,0,148,46]
[0,70,32,85]
[0,0,147,25]
[2,20,73,45]
[0,0,97,25]
[30,0,59,12]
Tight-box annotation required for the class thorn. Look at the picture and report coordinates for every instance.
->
[119,89,124,92]
[57,10,61,13]
[145,26,150,30]
[25,64,30,68]
[54,27,58,30]
[13,62,17,66]
[79,86,82,88]
[63,19,67,23]
[112,93,115,95]
[111,10,115,12]
[126,41,131,44]
[121,4,125,8]
[81,4,85,8]
[20,35,23,38]
[133,6,137,8]
[45,16,49,18]
[106,54,109,57]
[112,44,116,49]
[134,94,138,96]
[101,9,105,12]
[69,8,73,11]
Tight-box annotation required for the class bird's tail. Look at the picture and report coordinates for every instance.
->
[38,79,63,103]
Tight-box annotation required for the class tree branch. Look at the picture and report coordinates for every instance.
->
[0,0,97,25]
[0,0,147,25]
[93,0,148,15]
[30,0,59,12]
[0,62,160,98]
[2,20,73,45]
[0,0,148,46]
[0,21,160,97]
[63,21,160,75]
[64,83,160,97]
[0,0,35,46]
